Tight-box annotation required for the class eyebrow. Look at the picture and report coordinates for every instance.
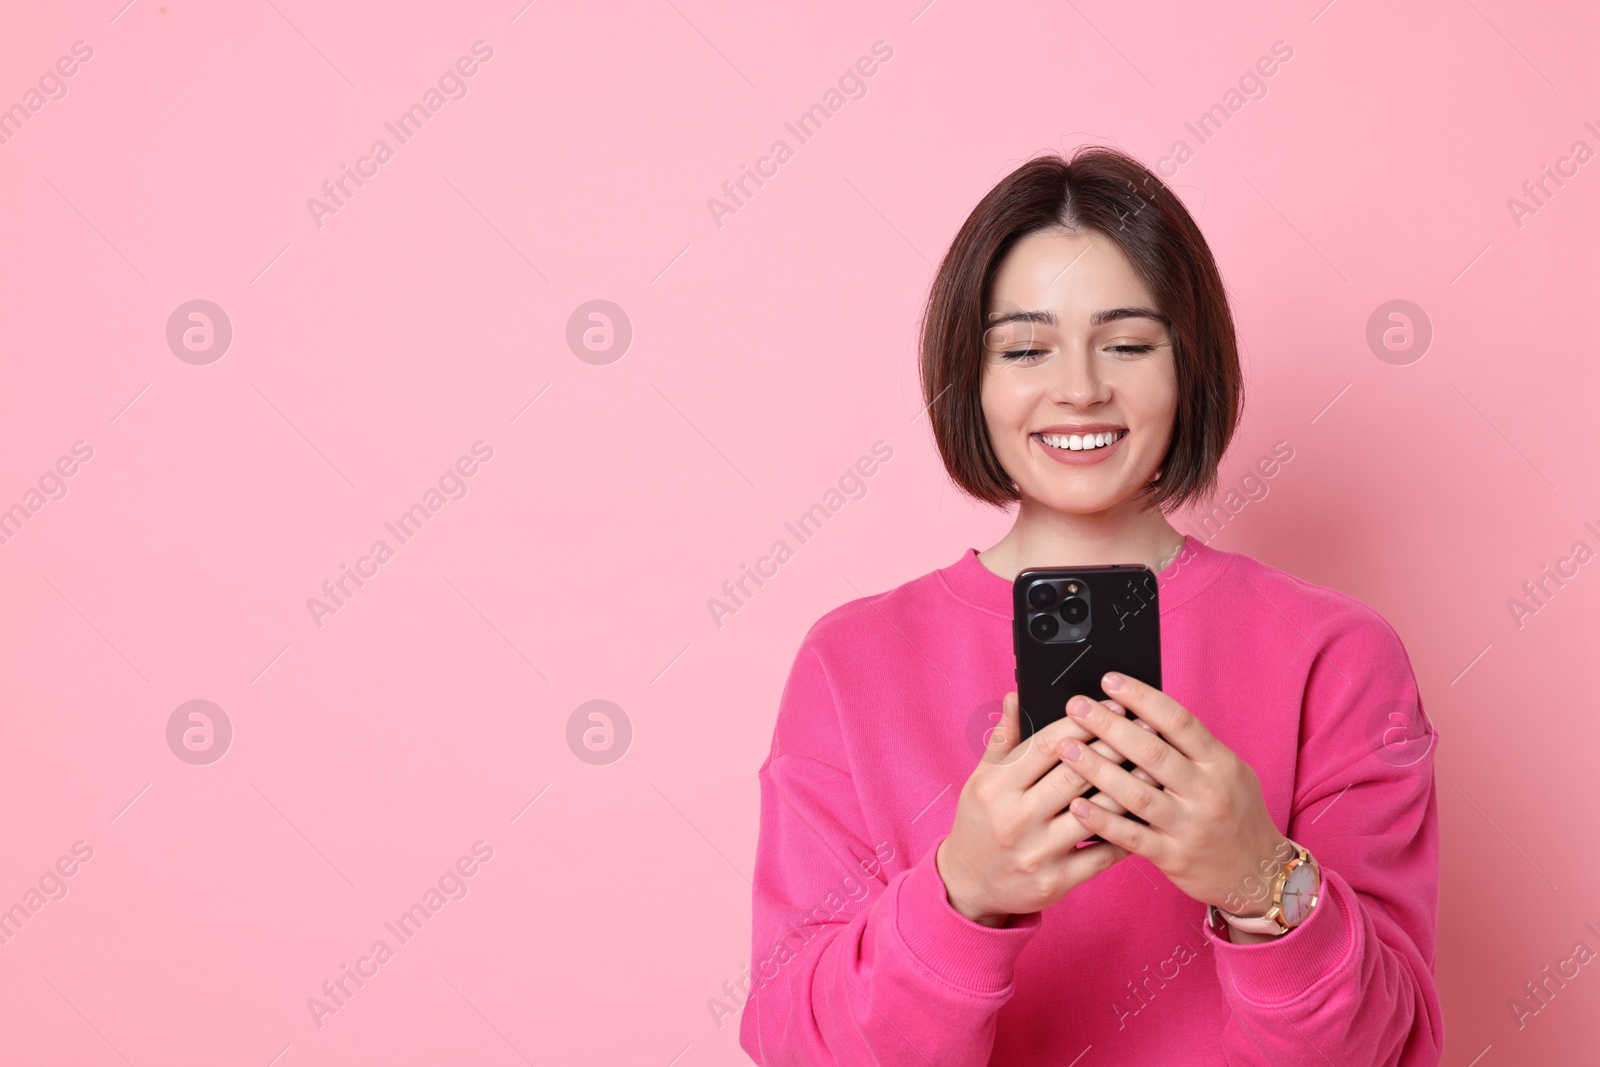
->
[985,306,1171,329]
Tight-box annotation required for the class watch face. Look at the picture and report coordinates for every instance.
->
[1280,863,1320,925]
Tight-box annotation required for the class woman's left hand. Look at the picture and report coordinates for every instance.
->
[1056,670,1292,917]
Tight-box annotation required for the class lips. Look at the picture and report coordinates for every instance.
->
[1033,423,1126,436]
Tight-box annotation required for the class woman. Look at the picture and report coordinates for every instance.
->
[738,147,1442,1065]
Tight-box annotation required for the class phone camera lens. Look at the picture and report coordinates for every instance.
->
[1059,597,1088,624]
[1029,613,1059,640]
[1027,581,1060,610]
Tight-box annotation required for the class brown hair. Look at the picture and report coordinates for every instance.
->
[917,146,1243,512]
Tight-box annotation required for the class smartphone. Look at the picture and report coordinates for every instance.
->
[1012,563,1163,837]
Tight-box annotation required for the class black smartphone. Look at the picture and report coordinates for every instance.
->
[1012,563,1163,837]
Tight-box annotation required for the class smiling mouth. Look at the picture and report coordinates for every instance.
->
[1032,430,1126,452]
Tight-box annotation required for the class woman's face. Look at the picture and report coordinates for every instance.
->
[979,226,1178,516]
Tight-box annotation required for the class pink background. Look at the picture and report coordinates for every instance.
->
[2,0,1597,1063]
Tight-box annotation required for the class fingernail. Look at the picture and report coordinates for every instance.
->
[1070,798,1093,820]
[1138,719,1155,732]
[1062,741,1083,762]
[1102,672,1126,693]
[1068,697,1092,720]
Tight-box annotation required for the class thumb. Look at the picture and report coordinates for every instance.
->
[983,691,1024,764]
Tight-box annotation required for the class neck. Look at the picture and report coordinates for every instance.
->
[978,494,1186,581]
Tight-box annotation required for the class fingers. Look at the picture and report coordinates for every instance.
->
[1052,699,1123,744]
[1082,704,1159,786]
[1028,743,1130,818]
[985,692,1103,771]
[1022,831,1128,892]
[1099,672,1219,762]
[1042,821,1126,873]
[1035,756,1146,830]
[981,692,1025,765]
[1058,733,1178,829]
[996,704,1083,783]
[1085,701,1158,781]
[1067,792,1163,862]
[1100,699,1159,785]
[1066,694,1197,793]
[991,695,1157,792]
[1001,696,1128,784]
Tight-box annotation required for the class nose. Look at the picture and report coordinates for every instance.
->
[1047,345,1111,409]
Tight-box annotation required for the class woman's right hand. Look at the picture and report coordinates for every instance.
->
[936,691,1147,926]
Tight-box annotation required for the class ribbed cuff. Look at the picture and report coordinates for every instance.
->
[891,840,1041,996]
[1206,866,1358,1005]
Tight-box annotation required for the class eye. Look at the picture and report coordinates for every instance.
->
[1105,343,1160,358]
[1000,348,1050,362]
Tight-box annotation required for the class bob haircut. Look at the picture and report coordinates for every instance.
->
[918,146,1243,513]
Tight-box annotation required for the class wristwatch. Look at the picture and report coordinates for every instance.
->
[1207,840,1322,937]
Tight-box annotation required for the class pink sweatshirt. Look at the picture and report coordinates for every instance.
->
[739,535,1442,1065]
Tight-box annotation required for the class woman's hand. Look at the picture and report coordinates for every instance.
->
[1057,671,1291,917]
[936,691,1156,927]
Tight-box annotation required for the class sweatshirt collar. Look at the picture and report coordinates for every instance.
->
[937,534,1229,619]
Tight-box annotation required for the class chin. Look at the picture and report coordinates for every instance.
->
[1029,486,1127,515]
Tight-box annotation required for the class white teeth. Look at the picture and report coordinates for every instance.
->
[1038,430,1122,451]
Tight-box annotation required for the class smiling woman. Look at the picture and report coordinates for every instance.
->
[741,146,1443,1066]
[924,159,1241,536]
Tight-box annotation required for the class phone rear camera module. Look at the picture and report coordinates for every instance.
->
[1026,581,1060,610]
[1029,613,1060,640]
[1059,597,1088,625]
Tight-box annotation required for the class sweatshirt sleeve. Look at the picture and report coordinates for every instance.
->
[1206,606,1444,1067]
[739,642,1041,1066]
